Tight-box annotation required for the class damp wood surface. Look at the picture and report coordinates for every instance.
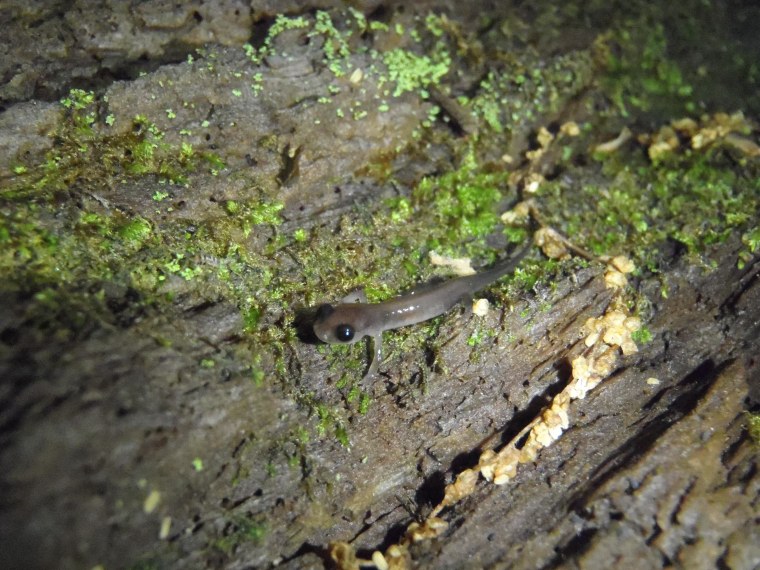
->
[1,2,759,570]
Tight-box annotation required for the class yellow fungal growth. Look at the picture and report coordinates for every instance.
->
[349,68,364,84]
[500,200,531,224]
[326,219,646,568]
[479,448,520,486]
[537,126,555,149]
[559,121,581,137]
[584,309,641,356]
[329,541,360,570]
[724,133,760,157]
[634,111,758,161]
[604,270,628,289]
[143,489,161,514]
[603,255,635,291]
[330,533,417,570]
[383,545,410,570]
[746,412,760,445]
[646,125,680,161]
[331,269,647,567]
[534,227,570,260]
[371,551,388,570]
[526,127,554,163]
[159,516,172,540]
[472,298,490,316]
[439,467,480,509]
[609,255,635,273]
[428,251,475,276]
[406,517,448,542]
[690,111,751,149]
[523,172,545,194]
[594,126,632,154]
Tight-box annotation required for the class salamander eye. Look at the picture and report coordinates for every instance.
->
[335,324,355,342]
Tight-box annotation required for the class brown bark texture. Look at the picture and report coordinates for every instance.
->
[0,1,758,570]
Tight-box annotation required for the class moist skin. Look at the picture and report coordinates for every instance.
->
[313,246,529,378]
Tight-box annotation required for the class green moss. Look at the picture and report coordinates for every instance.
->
[747,413,760,446]
[118,217,152,247]
[7,6,751,459]
[631,327,653,344]
[6,92,216,201]
[247,201,284,226]
[244,11,351,77]
[295,426,310,445]
[739,226,760,269]
[212,517,267,555]
[358,393,371,415]
[242,306,261,333]
[467,51,593,136]
[126,558,163,570]
[312,11,352,77]
[2,38,399,454]
[382,47,450,97]
[335,424,350,447]
[597,19,695,118]
[466,327,489,347]
[346,384,361,404]
[251,361,265,387]
[412,148,510,252]
[536,150,760,271]
[293,228,307,242]
[60,88,97,135]
[60,88,95,110]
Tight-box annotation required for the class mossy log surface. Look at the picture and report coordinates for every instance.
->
[1,2,758,569]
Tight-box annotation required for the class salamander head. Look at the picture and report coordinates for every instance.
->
[313,303,367,344]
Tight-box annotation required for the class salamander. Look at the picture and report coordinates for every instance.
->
[313,245,529,378]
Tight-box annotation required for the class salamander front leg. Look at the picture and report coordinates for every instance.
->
[364,334,383,380]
